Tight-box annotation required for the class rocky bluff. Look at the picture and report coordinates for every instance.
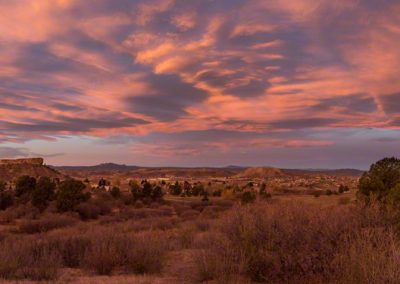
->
[0,158,62,182]
[0,158,44,166]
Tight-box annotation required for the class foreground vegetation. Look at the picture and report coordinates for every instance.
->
[0,157,399,283]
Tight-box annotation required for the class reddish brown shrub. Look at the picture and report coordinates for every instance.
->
[180,209,200,220]
[18,214,76,234]
[0,237,61,280]
[83,229,168,276]
[77,202,102,220]
[0,204,39,224]
[193,201,386,283]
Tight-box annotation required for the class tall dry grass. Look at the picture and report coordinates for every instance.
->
[0,237,61,280]
[83,230,168,275]
[1,196,399,283]
[193,201,399,283]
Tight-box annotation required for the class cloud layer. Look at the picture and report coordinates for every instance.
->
[0,0,400,166]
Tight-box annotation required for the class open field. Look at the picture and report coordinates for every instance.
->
[2,158,400,283]
[0,181,394,283]
[0,193,399,283]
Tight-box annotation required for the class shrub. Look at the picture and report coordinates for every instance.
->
[336,228,400,283]
[194,202,369,283]
[212,189,222,197]
[31,176,56,211]
[338,184,349,194]
[0,180,6,192]
[130,181,163,202]
[184,181,192,196]
[192,183,205,196]
[326,189,333,196]
[170,181,182,196]
[259,183,271,199]
[338,196,351,205]
[0,204,35,224]
[241,191,256,204]
[77,202,101,220]
[98,178,107,188]
[0,238,61,280]
[15,176,36,197]
[48,234,90,268]
[83,232,123,275]
[387,183,400,209]
[93,200,112,215]
[151,185,163,201]
[125,232,168,274]
[83,230,168,275]
[110,186,121,198]
[130,180,141,201]
[358,157,400,202]
[18,214,76,234]
[0,191,13,210]
[202,191,209,202]
[56,179,89,212]
[180,209,200,220]
[142,181,153,198]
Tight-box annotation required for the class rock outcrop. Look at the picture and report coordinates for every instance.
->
[0,158,62,182]
[0,158,44,166]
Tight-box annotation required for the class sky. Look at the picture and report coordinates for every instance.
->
[0,0,400,169]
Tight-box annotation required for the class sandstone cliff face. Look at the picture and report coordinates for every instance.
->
[0,158,62,182]
[0,158,44,166]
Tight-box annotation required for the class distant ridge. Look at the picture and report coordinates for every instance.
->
[55,163,140,172]
[236,167,285,178]
[53,162,364,178]
[282,168,364,177]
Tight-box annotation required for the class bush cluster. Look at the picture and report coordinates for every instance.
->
[358,157,400,207]
[56,179,90,212]
[130,180,163,203]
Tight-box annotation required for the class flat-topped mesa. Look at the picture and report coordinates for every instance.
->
[0,158,44,166]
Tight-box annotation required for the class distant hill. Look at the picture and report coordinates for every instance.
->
[0,158,63,182]
[55,163,140,172]
[55,163,241,178]
[281,168,364,177]
[236,167,285,179]
[53,162,363,179]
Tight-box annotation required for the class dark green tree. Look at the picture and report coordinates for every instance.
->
[130,180,142,201]
[56,179,89,212]
[15,175,36,197]
[241,191,256,204]
[212,189,222,197]
[142,181,153,198]
[358,157,400,202]
[32,176,56,211]
[170,181,182,196]
[151,185,163,201]
[387,183,400,209]
[184,181,192,197]
[192,183,205,196]
[0,191,13,210]
[110,186,121,198]
[98,178,107,188]
[338,184,349,194]
[0,180,6,192]
[201,190,209,202]
[259,183,271,199]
